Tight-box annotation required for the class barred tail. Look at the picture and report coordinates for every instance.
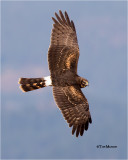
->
[18,76,51,92]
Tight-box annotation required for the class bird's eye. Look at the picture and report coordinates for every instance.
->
[82,81,86,85]
[81,81,86,88]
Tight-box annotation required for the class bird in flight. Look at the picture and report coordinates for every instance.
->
[19,10,92,137]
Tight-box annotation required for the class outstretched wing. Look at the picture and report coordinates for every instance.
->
[53,85,92,137]
[48,10,79,73]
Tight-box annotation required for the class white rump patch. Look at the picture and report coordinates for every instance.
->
[44,76,52,86]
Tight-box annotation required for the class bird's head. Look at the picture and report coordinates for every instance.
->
[80,78,89,88]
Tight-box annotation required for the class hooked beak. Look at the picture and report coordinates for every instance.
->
[86,81,89,86]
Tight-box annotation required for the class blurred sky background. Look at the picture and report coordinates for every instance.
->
[1,1,127,159]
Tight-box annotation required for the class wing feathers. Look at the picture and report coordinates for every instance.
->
[71,20,76,32]
[80,124,85,136]
[89,117,92,123]
[59,10,67,24]
[72,125,77,135]
[53,86,92,137]
[65,11,71,26]
[52,17,59,24]
[85,121,89,130]
[48,10,79,73]
[55,12,64,25]
[76,125,80,137]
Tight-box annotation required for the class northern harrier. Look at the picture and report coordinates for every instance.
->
[19,10,92,137]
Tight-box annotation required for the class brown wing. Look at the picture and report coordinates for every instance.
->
[53,85,92,137]
[48,10,79,73]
